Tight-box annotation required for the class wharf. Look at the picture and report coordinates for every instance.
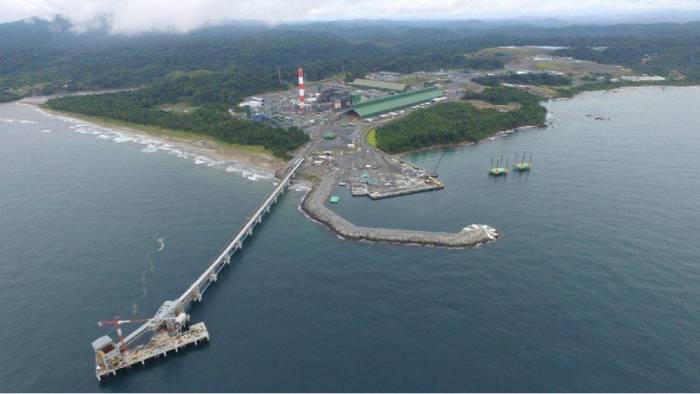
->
[367,180,443,200]
[301,177,498,247]
[95,323,209,381]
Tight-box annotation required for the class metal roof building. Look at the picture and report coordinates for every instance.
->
[350,88,443,118]
[351,79,407,92]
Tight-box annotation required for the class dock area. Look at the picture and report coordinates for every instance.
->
[301,177,498,248]
[367,179,443,199]
[95,323,209,381]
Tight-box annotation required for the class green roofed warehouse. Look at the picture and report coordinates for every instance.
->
[352,78,407,92]
[349,88,443,118]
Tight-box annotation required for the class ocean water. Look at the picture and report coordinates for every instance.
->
[1,87,699,392]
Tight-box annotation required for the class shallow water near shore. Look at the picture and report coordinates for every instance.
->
[1,86,700,392]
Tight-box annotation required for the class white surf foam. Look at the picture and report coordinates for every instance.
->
[112,134,135,143]
[292,184,312,192]
[40,129,53,133]
[28,105,277,184]
[141,144,158,153]
[246,173,272,181]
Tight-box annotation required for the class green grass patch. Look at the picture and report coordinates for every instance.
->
[367,128,378,148]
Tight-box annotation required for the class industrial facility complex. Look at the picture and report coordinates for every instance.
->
[234,67,477,206]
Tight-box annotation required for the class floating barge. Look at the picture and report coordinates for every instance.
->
[513,152,532,172]
[489,167,508,176]
[489,156,509,177]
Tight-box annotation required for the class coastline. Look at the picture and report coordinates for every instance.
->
[391,123,545,158]
[24,100,286,177]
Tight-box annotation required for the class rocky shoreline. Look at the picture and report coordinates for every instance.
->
[300,176,499,248]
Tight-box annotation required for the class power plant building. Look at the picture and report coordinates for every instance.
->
[349,87,442,118]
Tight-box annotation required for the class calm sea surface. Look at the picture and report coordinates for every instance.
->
[1,87,699,392]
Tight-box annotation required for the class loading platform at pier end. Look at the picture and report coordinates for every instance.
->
[91,158,304,381]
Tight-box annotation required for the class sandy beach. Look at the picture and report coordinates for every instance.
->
[22,96,286,177]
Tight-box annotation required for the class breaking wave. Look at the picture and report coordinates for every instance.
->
[29,105,276,183]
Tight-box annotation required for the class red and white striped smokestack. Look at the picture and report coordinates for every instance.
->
[297,68,305,109]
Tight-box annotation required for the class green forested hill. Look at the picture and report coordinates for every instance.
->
[375,87,547,153]
[3,17,700,100]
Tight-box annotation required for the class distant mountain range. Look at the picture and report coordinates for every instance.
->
[3,10,700,35]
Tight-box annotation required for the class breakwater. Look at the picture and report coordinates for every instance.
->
[301,177,498,248]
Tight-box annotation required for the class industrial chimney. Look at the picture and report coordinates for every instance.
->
[297,68,305,111]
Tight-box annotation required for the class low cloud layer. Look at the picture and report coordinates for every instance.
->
[2,0,700,34]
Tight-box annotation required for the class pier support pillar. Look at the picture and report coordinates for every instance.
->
[193,291,202,302]
[210,273,217,282]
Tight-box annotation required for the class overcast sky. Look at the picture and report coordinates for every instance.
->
[2,0,700,34]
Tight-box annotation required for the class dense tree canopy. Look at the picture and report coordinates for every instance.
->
[375,87,546,153]
[45,71,309,158]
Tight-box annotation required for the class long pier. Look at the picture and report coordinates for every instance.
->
[93,158,304,379]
